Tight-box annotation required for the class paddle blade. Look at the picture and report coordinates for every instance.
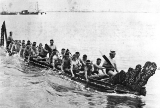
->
[45,44,52,53]
[102,55,112,66]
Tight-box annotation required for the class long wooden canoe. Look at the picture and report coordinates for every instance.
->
[28,57,146,96]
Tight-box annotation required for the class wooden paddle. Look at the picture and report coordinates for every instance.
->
[99,51,113,66]
[45,44,52,53]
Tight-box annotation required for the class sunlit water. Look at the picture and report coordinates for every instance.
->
[0,12,160,108]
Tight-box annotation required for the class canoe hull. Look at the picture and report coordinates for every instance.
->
[28,58,146,96]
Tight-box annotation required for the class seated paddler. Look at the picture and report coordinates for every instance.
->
[23,40,36,61]
[102,50,119,77]
[8,41,14,54]
[26,40,31,47]
[10,41,18,55]
[22,40,25,45]
[37,43,48,60]
[23,44,32,61]
[31,42,38,58]
[75,52,81,61]
[59,48,66,59]
[65,49,72,58]
[61,52,72,74]
[79,54,87,71]
[70,54,82,77]
[16,40,21,53]
[84,60,94,82]
[93,58,105,75]
[50,49,59,70]
[19,42,26,58]
[49,39,57,57]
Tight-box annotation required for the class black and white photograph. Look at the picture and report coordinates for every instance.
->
[0,0,160,108]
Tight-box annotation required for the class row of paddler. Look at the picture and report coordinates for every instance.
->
[6,38,157,94]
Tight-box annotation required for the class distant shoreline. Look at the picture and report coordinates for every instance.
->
[0,11,158,15]
[46,11,158,13]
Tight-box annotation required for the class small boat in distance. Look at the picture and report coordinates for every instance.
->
[19,2,46,15]
[0,6,18,15]
[0,11,18,15]
[19,10,46,15]
[0,2,46,15]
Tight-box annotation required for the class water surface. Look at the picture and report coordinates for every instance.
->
[0,12,160,108]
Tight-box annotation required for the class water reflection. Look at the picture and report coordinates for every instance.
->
[82,92,145,108]
[107,95,145,108]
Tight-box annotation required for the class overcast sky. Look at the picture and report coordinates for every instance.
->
[0,0,160,12]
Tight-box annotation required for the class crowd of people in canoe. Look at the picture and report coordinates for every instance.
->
[6,31,157,93]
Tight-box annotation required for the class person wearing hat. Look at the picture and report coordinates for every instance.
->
[84,60,94,81]
[102,50,119,76]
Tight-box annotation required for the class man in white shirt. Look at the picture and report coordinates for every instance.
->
[50,39,57,50]
[102,50,119,76]
[49,39,57,57]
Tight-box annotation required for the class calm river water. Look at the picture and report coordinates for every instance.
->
[0,12,160,108]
